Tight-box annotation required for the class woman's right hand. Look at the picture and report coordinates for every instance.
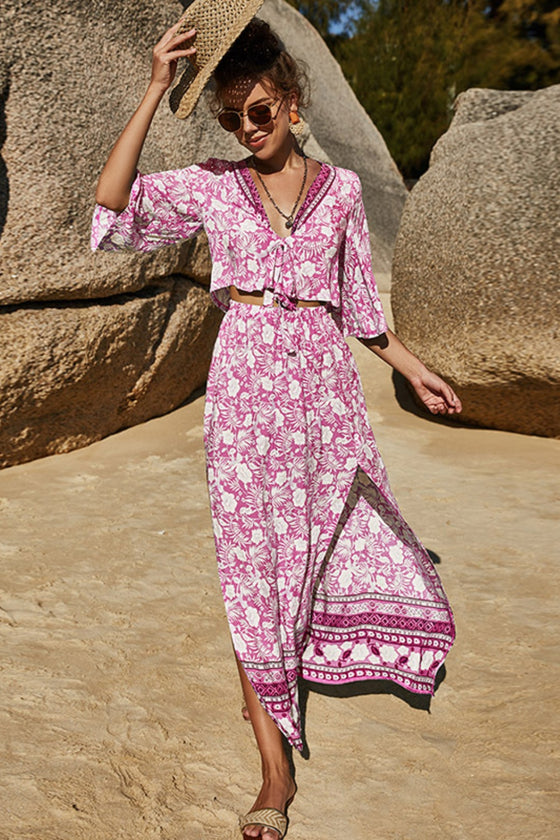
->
[95,23,197,211]
[150,23,197,93]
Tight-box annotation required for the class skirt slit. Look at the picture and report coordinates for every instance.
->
[204,302,455,751]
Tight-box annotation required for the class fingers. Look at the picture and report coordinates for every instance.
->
[419,387,461,416]
[158,22,196,49]
[418,372,462,416]
[150,25,197,90]
[440,389,462,415]
[439,380,462,414]
[430,395,461,416]
[163,47,197,63]
[427,398,447,415]
[450,392,463,413]
[154,26,197,61]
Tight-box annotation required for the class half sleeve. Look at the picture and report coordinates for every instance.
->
[337,181,388,339]
[90,162,217,253]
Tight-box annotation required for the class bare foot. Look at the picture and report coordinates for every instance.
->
[241,770,297,839]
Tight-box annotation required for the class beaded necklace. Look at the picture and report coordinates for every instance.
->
[252,155,308,229]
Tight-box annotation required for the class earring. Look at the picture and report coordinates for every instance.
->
[289,110,305,138]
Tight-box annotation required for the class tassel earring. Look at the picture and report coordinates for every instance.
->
[289,110,305,138]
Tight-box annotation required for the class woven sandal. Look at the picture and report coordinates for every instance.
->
[239,807,288,838]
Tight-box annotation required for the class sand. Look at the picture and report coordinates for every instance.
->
[1,295,559,840]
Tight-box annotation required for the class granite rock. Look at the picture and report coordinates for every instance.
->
[391,85,560,437]
[0,279,220,468]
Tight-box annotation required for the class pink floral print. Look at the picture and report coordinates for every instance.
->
[91,158,455,751]
[91,158,387,337]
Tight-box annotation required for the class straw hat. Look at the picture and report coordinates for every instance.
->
[169,0,265,119]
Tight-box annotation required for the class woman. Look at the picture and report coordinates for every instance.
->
[92,17,461,840]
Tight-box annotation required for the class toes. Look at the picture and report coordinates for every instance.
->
[242,826,279,839]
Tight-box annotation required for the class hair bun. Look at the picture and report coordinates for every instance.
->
[213,18,310,110]
[217,19,282,76]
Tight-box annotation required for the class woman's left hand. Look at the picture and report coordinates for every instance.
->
[409,369,462,416]
[361,329,462,415]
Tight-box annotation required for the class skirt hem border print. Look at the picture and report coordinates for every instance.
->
[204,302,455,751]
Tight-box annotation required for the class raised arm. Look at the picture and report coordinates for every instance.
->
[95,24,197,211]
[361,329,462,416]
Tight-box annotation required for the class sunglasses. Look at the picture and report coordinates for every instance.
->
[217,99,283,133]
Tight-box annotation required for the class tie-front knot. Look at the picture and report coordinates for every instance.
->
[274,292,298,311]
[257,238,299,299]
[261,238,295,259]
[270,237,293,250]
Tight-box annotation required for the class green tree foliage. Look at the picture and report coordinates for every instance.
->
[297,1,560,179]
[285,1,359,38]
[486,1,560,51]
[483,1,560,83]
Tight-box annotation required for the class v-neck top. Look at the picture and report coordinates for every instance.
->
[91,157,387,339]
[237,157,329,239]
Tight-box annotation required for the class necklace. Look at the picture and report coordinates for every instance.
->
[252,155,308,229]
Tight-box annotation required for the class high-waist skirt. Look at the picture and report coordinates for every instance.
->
[204,301,455,751]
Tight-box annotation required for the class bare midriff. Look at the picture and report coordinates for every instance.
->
[230,286,325,307]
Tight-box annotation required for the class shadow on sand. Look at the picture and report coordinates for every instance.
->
[294,665,448,761]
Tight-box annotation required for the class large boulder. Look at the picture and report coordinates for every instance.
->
[0,0,405,467]
[391,85,560,438]
[0,280,218,468]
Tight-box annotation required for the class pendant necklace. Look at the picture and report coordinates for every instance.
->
[253,155,308,229]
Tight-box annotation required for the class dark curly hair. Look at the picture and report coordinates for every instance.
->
[212,19,310,110]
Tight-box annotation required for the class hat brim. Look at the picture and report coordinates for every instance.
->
[169,0,265,119]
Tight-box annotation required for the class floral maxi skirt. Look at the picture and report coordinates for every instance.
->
[204,301,455,751]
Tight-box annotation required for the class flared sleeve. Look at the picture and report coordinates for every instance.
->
[336,177,388,339]
[90,160,222,253]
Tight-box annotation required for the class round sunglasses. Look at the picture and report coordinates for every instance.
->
[217,99,283,133]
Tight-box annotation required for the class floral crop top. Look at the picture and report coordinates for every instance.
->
[91,157,387,339]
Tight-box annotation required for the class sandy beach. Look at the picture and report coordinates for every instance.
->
[1,295,559,840]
